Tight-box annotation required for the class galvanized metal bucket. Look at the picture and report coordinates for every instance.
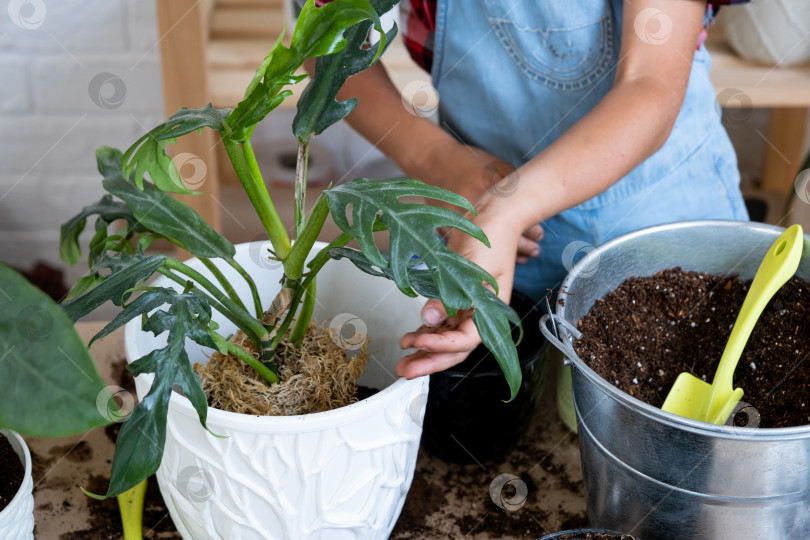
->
[540,220,810,540]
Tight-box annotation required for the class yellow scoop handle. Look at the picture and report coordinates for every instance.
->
[704,224,804,423]
[662,225,804,423]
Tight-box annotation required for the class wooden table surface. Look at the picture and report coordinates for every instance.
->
[28,322,586,539]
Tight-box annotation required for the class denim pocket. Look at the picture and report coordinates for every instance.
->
[485,0,617,92]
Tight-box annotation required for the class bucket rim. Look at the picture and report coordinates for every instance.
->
[556,219,810,440]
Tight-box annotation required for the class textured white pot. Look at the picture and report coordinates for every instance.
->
[124,242,428,540]
[0,430,34,540]
[720,0,810,66]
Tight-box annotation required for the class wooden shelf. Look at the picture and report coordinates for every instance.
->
[705,32,810,108]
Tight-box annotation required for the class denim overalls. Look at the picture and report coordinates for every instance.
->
[431,0,749,301]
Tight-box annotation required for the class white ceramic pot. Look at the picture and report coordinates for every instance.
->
[720,0,810,67]
[125,242,428,540]
[0,430,34,540]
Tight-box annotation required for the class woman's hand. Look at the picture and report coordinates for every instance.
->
[396,205,523,378]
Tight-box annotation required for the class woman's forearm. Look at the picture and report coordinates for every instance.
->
[335,61,460,180]
[488,76,683,230]
[477,0,707,234]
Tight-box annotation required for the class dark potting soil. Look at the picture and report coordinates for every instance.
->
[57,474,182,540]
[575,268,810,428]
[356,385,379,401]
[15,261,68,302]
[0,434,25,513]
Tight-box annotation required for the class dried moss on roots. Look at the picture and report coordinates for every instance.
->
[196,319,368,416]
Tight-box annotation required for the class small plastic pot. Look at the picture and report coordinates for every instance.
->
[421,291,548,463]
[0,430,34,540]
[538,529,637,540]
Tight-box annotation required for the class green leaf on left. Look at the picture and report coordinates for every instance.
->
[0,263,111,437]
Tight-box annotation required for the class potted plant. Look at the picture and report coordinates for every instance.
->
[719,0,810,67]
[541,220,810,539]
[0,429,33,540]
[53,0,521,537]
[0,262,116,539]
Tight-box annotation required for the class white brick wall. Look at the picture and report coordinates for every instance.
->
[0,0,164,277]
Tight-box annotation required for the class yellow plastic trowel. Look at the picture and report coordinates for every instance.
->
[662,224,804,424]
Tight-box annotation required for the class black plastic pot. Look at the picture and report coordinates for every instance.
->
[538,530,637,540]
[421,291,548,463]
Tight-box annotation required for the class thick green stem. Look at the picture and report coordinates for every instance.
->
[162,259,268,342]
[223,138,291,259]
[289,276,316,345]
[225,258,263,319]
[224,341,279,384]
[294,141,309,238]
[269,233,352,350]
[199,257,248,314]
[283,192,330,280]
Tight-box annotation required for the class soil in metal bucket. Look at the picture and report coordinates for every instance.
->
[0,434,24,512]
[574,268,810,428]
[196,319,370,416]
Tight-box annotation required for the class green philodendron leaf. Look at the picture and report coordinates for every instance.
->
[293,0,398,140]
[326,178,486,279]
[329,246,440,299]
[59,196,139,266]
[88,288,178,346]
[60,254,166,322]
[0,263,111,437]
[64,273,104,302]
[225,0,386,141]
[97,147,235,260]
[99,292,216,499]
[325,178,522,399]
[121,105,231,194]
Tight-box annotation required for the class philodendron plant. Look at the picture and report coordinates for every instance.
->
[55,0,521,499]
